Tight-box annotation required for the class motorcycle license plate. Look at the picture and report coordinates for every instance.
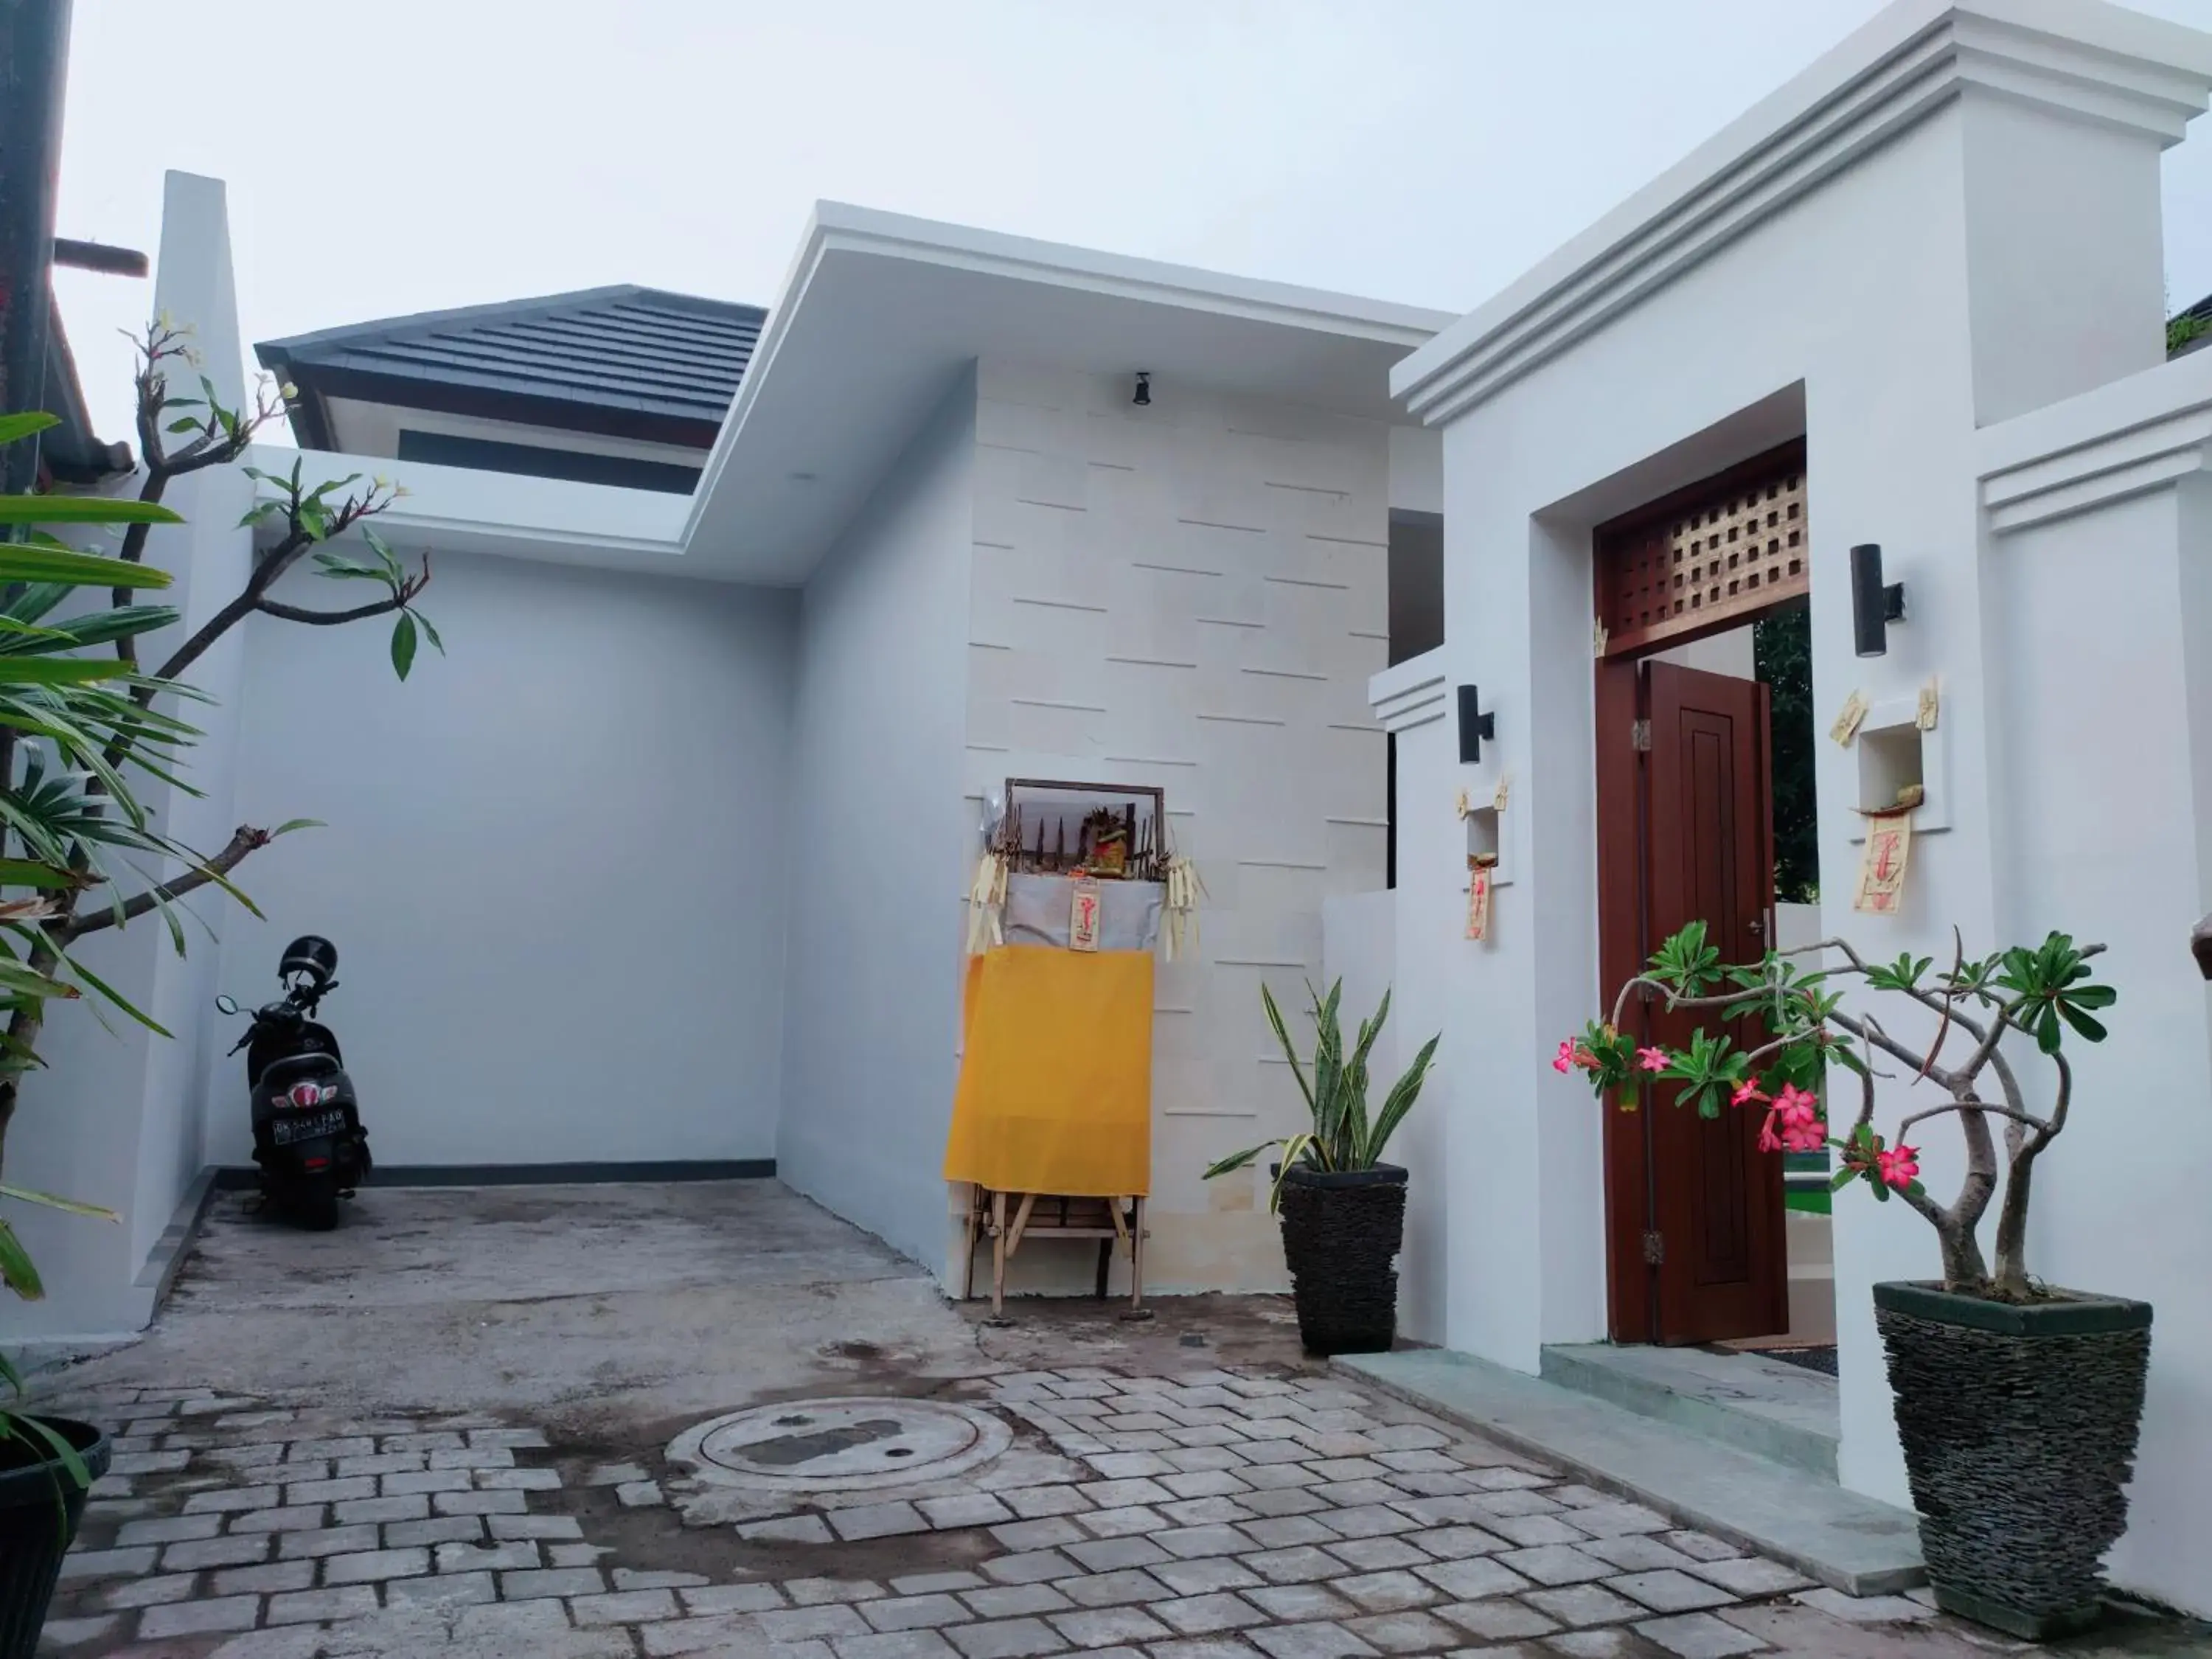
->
[272,1108,347,1147]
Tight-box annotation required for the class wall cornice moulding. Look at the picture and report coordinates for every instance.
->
[1391,0,2212,430]
[1371,653,1450,735]
[1979,350,2212,532]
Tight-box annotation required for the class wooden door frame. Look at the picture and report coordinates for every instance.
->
[1596,653,1658,1343]
[1593,441,1807,1344]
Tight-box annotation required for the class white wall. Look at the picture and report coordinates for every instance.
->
[1970,449,2212,1611]
[777,372,975,1270]
[1322,888,1447,1335]
[1403,68,2174,1520]
[1388,426,1443,516]
[212,550,796,1169]
[963,362,1392,1292]
[7,173,254,1340]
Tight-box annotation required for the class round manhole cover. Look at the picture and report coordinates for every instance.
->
[667,1398,1012,1493]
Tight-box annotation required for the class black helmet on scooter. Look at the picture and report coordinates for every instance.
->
[279,935,338,992]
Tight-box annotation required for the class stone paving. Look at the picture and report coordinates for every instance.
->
[26,1187,2207,1658]
[34,1364,2020,1659]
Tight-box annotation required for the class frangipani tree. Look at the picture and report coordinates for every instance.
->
[1559,921,2115,1301]
[0,323,441,1441]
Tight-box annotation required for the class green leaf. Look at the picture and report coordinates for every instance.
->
[2056,1001,2108,1043]
[0,958,76,1001]
[0,1217,43,1299]
[165,416,201,434]
[60,956,170,1037]
[1203,1142,1279,1180]
[0,544,173,588]
[0,495,184,527]
[0,860,80,891]
[1260,981,1316,1121]
[0,659,131,687]
[412,610,443,655]
[390,612,418,681]
[0,1184,119,1221]
[1268,1132,1322,1212]
[1367,1032,1439,1164]
[1,605,179,655]
[0,412,61,445]
[271,818,324,837]
[1829,1166,1857,1192]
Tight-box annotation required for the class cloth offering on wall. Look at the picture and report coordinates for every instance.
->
[942,946,1152,1197]
[1001,873,1161,951]
[1070,879,1103,951]
[1466,858,1495,941]
[1852,807,1913,914]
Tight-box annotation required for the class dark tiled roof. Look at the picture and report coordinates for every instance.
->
[255,285,765,450]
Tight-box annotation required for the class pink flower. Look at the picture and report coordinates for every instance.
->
[1731,1080,1768,1109]
[1635,1046,1672,1074]
[1554,1040,1577,1074]
[1877,1144,1921,1189]
[1757,1101,1826,1155]
[1773,1082,1820,1130]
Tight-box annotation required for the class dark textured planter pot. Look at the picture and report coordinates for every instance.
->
[1277,1164,1406,1356]
[1874,1281,2152,1641]
[0,1416,110,1659]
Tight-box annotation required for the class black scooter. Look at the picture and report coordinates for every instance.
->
[217,935,372,1229]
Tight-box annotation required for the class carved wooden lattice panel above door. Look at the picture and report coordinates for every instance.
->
[1595,441,1808,658]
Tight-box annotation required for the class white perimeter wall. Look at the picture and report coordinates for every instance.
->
[211,551,796,1169]
[964,361,1391,1292]
[1408,79,2201,1610]
[1408,68,2168,1508]
[777,372,976,1270]
[1975,451,2212,1610]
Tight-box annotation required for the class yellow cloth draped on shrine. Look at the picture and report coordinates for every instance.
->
[942,945,1153,1197]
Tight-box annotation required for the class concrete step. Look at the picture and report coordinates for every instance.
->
[1539,1341,1840,1479]
[1338,1346,1924,1598]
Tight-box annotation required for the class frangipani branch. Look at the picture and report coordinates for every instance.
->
[1562,921,2115,1300]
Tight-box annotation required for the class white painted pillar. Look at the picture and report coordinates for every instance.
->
[8,172,252,1338]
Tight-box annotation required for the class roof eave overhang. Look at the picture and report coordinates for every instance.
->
[680,202,1455,584]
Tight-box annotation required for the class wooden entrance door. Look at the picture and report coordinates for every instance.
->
[1598,658,1787,1344]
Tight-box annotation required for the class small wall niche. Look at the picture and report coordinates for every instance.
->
[1462,796,1514,888]
[1848,695,1950,840]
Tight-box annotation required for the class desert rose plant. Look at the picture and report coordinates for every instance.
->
[1559,921,2114,1301]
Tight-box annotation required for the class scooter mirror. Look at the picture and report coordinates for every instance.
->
[215,995,241,1016]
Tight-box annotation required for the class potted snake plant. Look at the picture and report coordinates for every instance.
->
[1205,980,1438,1355]
[1559,920,2139,1640]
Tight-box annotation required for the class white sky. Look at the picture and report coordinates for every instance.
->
[49,0,2212,448]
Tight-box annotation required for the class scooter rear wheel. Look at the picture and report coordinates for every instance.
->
[296,1176,341,1231]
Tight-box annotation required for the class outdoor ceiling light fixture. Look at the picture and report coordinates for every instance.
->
[1133,372,1152,406]
[1851,542,1906,658]
[1458,684,1495,764]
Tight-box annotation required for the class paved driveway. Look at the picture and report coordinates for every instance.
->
[26,1183,2206,1658]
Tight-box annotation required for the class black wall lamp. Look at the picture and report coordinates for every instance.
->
[1133,372,1152,406]
[1458,685,1495,764]
[1850,543,1906,658]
